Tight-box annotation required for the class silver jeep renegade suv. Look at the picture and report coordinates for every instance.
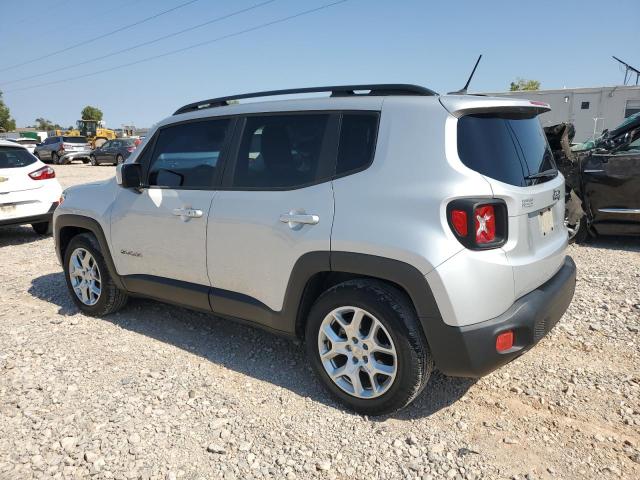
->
[54,85,576,415]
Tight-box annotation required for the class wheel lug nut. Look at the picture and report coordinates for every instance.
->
[363,344,368,350]
[352,337,358,344]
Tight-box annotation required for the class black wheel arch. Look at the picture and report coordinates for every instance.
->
[55,214,125,290]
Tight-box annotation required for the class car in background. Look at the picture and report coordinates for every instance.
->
[89,138,138,166]
[546,112,640,242]
[0,140,62,235]
[8,137,39,154]
[34,136,90,164]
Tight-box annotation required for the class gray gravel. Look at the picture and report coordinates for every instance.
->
[1,164,639,479]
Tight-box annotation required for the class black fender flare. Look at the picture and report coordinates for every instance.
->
[55,214,125,290]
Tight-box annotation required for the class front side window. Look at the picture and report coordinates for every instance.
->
[147,119,231,188]
[232,114,330,189]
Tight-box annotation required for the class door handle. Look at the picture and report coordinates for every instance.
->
[173,208,203,219]
[279,212,320,227]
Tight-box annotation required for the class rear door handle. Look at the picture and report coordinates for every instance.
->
[173,208,203,219]
[279,212,320,226]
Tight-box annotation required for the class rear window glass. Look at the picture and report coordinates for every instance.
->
[14,139,37,145]
[457,113,556,187]
[336,113,379,175]
[0,147,37,168]
[63,136,88,143]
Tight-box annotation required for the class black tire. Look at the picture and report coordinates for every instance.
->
[63,233,128,316]
[305,279,433,416]
[90,155,98,166]
[31,222,52,235]
[116,154,123,165]
[52,152,60,165]
[567,216,590,244]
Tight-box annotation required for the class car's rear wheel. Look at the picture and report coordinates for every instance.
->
[63,233,128,316]
[52,152,60,164]
[116,154,123,165]
[305,279,433,415]
[31,222,52,235]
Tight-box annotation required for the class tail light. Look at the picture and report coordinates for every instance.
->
[58,144,65,152]
[496,330,514,352]
[447,198,507,249]
[126,146,136,153]
[29,166,56,180]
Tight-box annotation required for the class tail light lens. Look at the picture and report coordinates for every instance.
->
[496,330,514,352]
[126,146,136,153]
[447,199,507,250]
[29,166,56,180]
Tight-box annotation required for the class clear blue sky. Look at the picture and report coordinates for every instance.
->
[1,0,638,128]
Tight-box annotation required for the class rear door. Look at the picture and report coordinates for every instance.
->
[206,113,337,328]
[110,117,234,308]
[456,109,567,299]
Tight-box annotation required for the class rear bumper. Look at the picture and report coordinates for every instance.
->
[427,256,576,377]
[0,202,57,227]
[61,151,92,163]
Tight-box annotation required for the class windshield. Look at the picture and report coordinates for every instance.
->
[63,136,88,144]
[0,146,37,168]
[457,112,556,187]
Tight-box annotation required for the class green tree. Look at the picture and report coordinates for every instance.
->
[34,118,64,131]
[81,105,103,121]
[510,78,541,91]
[0,90,16,132]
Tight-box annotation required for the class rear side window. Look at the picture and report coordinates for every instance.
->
[148,119,231,188]
[63,136,88,143]
[232,114,330,189]
[0,147,37,168]
[457,113,556,187]
[336,113,379,176]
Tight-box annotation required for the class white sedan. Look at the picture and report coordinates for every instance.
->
[0,139,62,235]
[8,137,39,154]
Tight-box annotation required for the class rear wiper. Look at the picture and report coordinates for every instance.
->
[525,169,558,180]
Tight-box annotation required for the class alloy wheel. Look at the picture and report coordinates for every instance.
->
[68,247,102,306]
[317,306,398,399]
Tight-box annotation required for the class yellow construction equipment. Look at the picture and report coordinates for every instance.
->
[76,120,116,148]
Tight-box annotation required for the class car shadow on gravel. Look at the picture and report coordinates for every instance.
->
[30,271,474,419]
[0,225,48,247]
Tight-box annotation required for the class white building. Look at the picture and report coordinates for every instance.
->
[484,86,640,142]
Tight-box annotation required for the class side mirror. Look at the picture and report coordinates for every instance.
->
[116,163,142,189]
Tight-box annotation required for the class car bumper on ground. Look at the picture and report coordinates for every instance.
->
[61,151,92,164]
[0,202,58,227]
[427,256,577,377]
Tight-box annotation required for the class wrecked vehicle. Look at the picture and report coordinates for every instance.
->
[545,113,640,243]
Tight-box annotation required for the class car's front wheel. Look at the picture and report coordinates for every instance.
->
[63,233,128,316]
[89,155,98,166]
[305,279,433,415]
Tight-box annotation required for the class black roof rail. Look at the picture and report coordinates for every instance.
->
[173,84,437,115]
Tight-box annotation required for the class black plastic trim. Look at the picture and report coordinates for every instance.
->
[123,275,211,312]
[54,214,126,289]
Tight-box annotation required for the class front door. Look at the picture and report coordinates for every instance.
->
[110,117,234,309]
[583,138,640,234]
[207,113,337,330]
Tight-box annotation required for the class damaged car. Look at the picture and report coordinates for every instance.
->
[545,112,640,243]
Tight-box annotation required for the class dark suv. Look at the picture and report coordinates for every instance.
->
[90,138,138,166]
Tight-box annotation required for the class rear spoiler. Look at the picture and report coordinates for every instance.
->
[439,95,551,118]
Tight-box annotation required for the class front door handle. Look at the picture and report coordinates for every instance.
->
[279,212,320,228]
[173,208,203,219]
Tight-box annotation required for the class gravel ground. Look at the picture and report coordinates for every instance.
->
[1,164,639,480]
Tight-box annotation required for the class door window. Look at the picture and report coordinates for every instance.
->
[147,119,231,189]
[232,114,330,189]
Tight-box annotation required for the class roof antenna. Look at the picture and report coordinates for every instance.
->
[448,54,482,94]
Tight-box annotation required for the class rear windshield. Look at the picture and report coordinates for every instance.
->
[63,136,88,143]
[457,113,556,187]
[122,138,136,145]
[0,146,37,168]
[14,139,38,145]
